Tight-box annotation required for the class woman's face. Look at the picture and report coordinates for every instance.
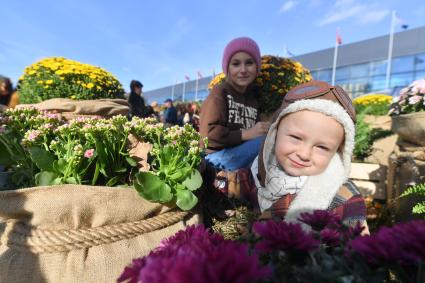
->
[226,52,257,92]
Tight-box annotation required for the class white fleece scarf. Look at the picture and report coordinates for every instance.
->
[257,154,307,212]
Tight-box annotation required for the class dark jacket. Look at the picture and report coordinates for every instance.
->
[164,106,178,124]
[128,91,148,118]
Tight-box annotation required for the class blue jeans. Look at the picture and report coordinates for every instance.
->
[205,136,265,171]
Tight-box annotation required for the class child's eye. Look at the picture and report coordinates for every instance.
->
[317,145,330,151]
[289,135,301,140]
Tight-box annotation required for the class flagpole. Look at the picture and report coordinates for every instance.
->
[182,81,186,102]
[195,77,199,101]
[171,79,175,101]
[331,39,339,85]
[385,10,396,90]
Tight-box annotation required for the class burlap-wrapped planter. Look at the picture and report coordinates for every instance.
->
[0,185,200,283]
[391,112,425,146]
[16,98,129,120]
[387,141,425,222]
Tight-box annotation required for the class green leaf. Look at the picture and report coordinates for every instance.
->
[125,156,137,167]
[0,139,14,166]
[106,176,120,187]
[92,162,100,185]
[169,170,183,181]
[182,169,203,191]
[65,177,78,184]
[28,146,56,171]
[114,167,127,173]
[134,172,173,203]
[35,171,59,186]
[53,158,67,173]
[412,202,425,215]
[176,189,198,210]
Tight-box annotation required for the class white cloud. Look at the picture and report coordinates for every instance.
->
[279,1,298,13]
[318,0,390,26]
[358,9,390,24]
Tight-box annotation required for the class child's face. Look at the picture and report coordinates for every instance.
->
[226,52,257,92]
[275,110,344,177]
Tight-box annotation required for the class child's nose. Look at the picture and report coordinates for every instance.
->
[297,145,311,161]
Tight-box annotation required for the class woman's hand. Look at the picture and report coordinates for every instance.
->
[241,121,270,140]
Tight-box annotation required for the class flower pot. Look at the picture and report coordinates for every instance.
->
[391,112,425,146]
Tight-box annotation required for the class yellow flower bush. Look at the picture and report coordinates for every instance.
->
[18,57,125,103]
[209,55,312,113]
[353,93,392,115]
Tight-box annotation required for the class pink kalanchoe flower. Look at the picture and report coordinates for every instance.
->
[84,149,95,158]
[408,95,422,105]
[27,130,41,141]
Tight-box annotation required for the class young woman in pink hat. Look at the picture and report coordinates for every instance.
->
[200,37,270,171]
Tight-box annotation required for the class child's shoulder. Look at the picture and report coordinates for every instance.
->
[330,180,363,208]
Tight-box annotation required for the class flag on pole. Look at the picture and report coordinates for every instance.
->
[283,45,294,57]
[197,71,203,79]
[331,28,342,85]
[184,75,190,81]
[336,28,342,45]
[394,12,408,29]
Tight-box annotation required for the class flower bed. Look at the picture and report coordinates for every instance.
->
[353,93,392,115]
[17,57,125,103]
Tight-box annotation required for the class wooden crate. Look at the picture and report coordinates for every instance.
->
[350,162,387,200]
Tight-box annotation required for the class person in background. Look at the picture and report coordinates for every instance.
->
[128,80,152,119]
[150,101,160,121]
[163,98,178,125]
[199,37,269,171]
[0,76,13,107]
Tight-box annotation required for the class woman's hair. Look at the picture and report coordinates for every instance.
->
[129,80,143,92]
[0,77,13,106]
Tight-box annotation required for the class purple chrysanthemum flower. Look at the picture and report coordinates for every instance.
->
[117,258,146,283]
[253,220,319,254]
[118,225,271,283]
[320,228,341,247]
[349,220,425,266]
[343,221,365,241]
[298,210,341,231]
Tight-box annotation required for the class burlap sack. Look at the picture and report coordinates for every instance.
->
[391,112,425,146]
[387,141,425,222]
[0,185,200,283]
[16,98,129,119]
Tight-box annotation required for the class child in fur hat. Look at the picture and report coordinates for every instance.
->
[251,80,369,233]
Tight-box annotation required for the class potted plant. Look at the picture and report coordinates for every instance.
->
[389,78,425,146]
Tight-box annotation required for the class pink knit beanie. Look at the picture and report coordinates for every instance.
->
[222,37,261,74]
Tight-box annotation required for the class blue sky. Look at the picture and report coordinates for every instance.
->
[1,0,424,92]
